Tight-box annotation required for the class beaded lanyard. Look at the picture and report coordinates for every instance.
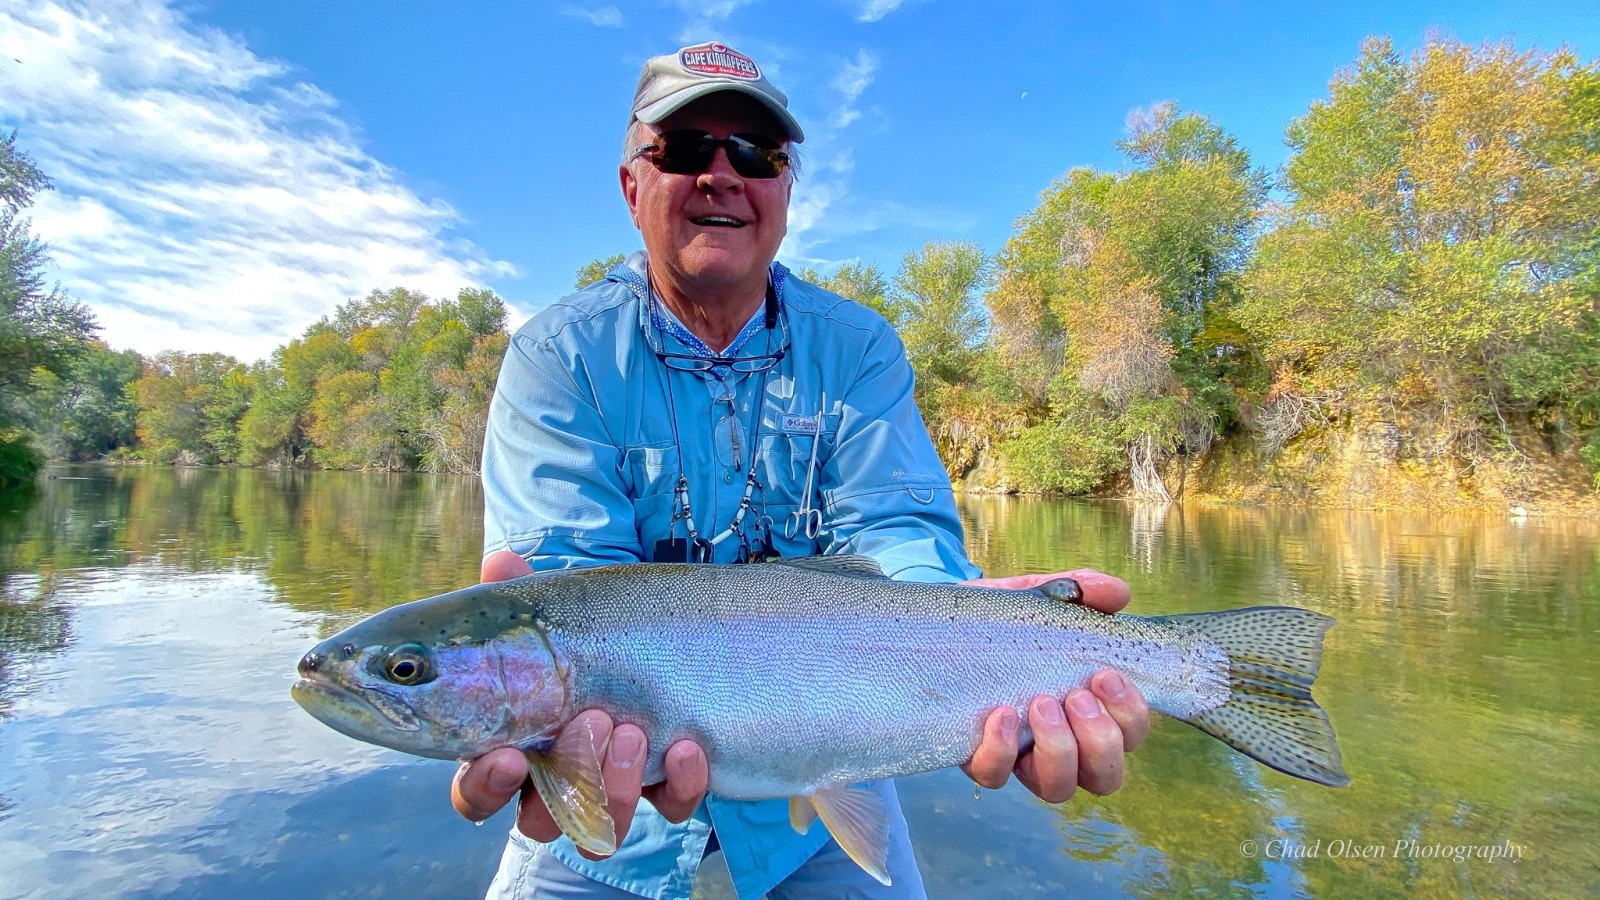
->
[657,280,781,563]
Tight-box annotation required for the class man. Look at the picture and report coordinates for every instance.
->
[452,42,1149,899]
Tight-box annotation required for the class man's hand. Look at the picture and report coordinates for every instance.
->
[959,568,1151,801]
[450,550,712,856]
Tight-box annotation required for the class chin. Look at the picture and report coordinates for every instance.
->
[678,248,771,286]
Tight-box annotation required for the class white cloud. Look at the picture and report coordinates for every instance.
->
[560,4,624,27]
[829,49,878,130]
[0,0,515,363]
[668,0,759,43]
[855,0,923,23]
[669,0,758,21]
[780,49,881,260]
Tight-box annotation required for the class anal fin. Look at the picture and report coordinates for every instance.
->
[525,717,617,856]
[809,786,892,886]
[789,796,818,834]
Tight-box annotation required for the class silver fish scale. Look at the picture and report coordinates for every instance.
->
[495,563,1232,799]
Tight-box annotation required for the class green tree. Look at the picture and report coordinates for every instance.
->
[988,106,1265,496]
[0,132,98,487]
[795,261,897,321]
[875,241,998,478]
[236,328,360,466]
[575,254,626,289]
[1237,38,1600,476]
[277,286,509,472]
[130,352,249,464]
[893,240,992,388]
[454,286,509,338]
[307,369,386,469]
[423,330,510,474]
[24,342,142,460]
[412,288,507,472]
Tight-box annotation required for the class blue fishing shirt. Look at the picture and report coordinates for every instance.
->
[480,252,981,900]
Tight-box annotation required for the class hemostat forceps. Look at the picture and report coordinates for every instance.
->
[784,393,827,540]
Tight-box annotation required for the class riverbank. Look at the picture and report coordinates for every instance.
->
[46,414,1600,519]
[961,420,1600,518]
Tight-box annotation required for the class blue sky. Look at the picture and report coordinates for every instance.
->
[2,0,1597,362]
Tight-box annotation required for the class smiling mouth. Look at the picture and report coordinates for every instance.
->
[690,215,746,228]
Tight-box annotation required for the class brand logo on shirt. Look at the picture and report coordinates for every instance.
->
[780,413,819,434]
[679,42,761,80]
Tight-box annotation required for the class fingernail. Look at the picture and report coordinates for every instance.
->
[611,731,643,770]
[671,746,698,778]
[487,761,525,794]
[1035,699,1064,726]
[1100,672,1127,700]
[1000,709,1019,742]
[1069,690,1102,719]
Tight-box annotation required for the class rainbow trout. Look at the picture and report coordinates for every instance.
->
[292,556,1347,884]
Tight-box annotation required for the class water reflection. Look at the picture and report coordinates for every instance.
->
[961,495,1600,898]
[0,470,1595,898]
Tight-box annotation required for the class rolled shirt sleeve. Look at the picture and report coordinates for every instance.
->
[481,328,645,570]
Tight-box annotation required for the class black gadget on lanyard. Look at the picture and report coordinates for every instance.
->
[651,537,689,563]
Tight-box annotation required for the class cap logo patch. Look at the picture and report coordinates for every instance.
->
[679,42,760,81]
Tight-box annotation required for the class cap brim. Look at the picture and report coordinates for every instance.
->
[635,82,805,143]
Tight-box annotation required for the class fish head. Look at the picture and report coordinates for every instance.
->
[292,585,569,760]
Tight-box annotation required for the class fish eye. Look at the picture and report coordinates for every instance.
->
[382,644,434,686]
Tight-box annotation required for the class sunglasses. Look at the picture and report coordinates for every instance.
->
[632,129,791,179]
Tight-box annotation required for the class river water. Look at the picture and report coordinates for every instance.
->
[0,467,1594,898]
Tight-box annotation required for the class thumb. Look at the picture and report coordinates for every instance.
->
[482,550,534,583]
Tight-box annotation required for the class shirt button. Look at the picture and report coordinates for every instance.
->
[723,470,735,484]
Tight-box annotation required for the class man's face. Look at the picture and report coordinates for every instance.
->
[620,92,792,298]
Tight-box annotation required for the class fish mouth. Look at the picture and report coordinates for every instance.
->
[292,677,421,733]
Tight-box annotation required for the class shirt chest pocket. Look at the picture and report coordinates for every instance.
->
[757,422,837,510]
[624,443,681,532]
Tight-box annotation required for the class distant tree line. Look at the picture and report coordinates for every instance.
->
[0,128,511,482]
[4,38,1597,498]
[803,38,1600,498]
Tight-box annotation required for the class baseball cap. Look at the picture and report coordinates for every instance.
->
[630,42,805,143]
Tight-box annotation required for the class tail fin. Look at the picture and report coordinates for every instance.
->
[1151,606,1350,787]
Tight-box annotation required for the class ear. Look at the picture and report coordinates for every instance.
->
[620,163,642,230]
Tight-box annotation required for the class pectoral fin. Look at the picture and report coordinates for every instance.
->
[808,786,892,886]
[525,717,616,856]
[789,796,818,834]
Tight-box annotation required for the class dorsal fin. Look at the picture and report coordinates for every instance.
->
[769,555,887,579]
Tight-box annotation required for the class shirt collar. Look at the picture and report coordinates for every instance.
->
[612,252,791,360]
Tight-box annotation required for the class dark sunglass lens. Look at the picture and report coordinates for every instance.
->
[728,134,785,179]
[647,130,787,179]
[653,130,717,175]
[727,149,777,178]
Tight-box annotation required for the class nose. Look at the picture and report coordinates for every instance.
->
[299,650,324,677]
[697,146,743,193]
